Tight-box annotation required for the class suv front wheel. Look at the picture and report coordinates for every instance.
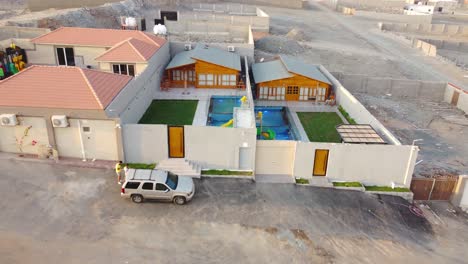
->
[131,194,144,203]
[173,196,186,205]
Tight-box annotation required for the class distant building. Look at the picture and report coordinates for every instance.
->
[29,27,167,76]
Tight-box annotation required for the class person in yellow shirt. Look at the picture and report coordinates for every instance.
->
[115,161,123,184]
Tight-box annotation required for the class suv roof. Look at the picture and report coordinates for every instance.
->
[126,169,168,182]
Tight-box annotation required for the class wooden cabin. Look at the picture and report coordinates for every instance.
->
[252,56,332,101]
[165,45,241,89]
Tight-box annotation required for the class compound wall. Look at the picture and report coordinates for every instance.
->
[0,26,50,41]
[332,72,447,101]
[355,11,433,24]
[381,23,468,37]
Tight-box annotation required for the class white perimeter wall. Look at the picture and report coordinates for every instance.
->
[0,116,49,154]
[294,142,418,187]
[254,140,418,187]
[122,124,168,164]
[106,42,171,124]
[122,124,257,170]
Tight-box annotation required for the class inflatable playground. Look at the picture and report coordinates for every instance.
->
[0,42,27,80]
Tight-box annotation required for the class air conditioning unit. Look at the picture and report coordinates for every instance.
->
[51,115,69,128]
[227,46,235,52]
[0,114,18,126]
[184,44,192,51]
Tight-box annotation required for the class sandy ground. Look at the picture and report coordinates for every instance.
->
[1,159,468,263]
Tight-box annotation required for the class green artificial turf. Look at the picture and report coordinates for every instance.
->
[297,112,343,142]
[139,100,198,125]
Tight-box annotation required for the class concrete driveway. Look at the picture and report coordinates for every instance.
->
[0,159,467,264]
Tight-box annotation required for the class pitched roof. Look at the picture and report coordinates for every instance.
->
[252,56,332,85]
[0,65,132,110]
[280,56,331,85]
[166,45,241,71]
[251,60,293,84]
[95,38,158,62]
[31,27,166,49]
[165,50,195,69]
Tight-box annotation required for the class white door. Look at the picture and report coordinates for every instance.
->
[239,147,251,170]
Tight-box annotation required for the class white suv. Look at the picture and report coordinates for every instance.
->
[121,169,195,205]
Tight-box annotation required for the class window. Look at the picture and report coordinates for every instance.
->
[221,74,237,86]
[56,47,75,66]
[142,182,154,190]
[206,74,214,86]
[165,172,178,190]
[198,74,207,85]
[156,183,168,191]
[172,70,181,81]
[124,182,140,189]
[313,149,329,176]
[187,70,195,82]
[82,126,91,133]
[112,64,135,76]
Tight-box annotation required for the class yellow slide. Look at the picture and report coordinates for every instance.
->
[221,119,234,127]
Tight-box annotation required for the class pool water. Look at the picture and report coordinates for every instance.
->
[207,96,241,126]
[255,107,295,140]
[208,96,295,140]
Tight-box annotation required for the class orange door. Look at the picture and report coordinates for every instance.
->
[168,126,184,158]
[286,86,299,101]
[313,149,329,176]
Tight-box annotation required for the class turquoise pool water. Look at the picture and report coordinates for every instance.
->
[208,96,295,140]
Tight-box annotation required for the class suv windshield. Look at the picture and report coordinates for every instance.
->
[165,172,178,190]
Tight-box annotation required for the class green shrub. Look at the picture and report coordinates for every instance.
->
[126,163,156,170]
[296,178,310,184]
[333,181,363,187]
[201,169,253,176]
[338,105,357,125]
[364,186,411,192]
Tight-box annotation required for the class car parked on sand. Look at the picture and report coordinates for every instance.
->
[121,169,195,205]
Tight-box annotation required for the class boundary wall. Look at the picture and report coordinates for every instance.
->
[0,26,50,41]
[411,38,437,56]
[380,22,468,37]
[444,83,468,114]
[332,72,446,101]
[254,140,418,187]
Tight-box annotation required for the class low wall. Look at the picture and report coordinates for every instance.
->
[106,42,171,124]
[355,10,433,24]
[337,6,356,15]
[381,23,468,37]
[411,38,437,56]
[225,0,303,9]
[422,39,468,53]
[332,72,446,101]
[322,0,406,11]
[444,83,468,114]
[0,26,50,41]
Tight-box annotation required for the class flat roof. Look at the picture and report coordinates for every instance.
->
[336,124,386,144]
[127,169,168,182]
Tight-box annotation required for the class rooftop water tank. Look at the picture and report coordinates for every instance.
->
[125,17,137,28]
[153,24,167,35]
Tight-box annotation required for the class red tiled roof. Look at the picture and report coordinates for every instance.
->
[31,27,166,48]
[0,65,132,110]
[95,38,158,62]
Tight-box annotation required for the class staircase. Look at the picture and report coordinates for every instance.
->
[156,159,201,178]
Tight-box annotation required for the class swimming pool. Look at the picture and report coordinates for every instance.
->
[208,96,296,140]
[255,106,295,140]
[207,96,242,126]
